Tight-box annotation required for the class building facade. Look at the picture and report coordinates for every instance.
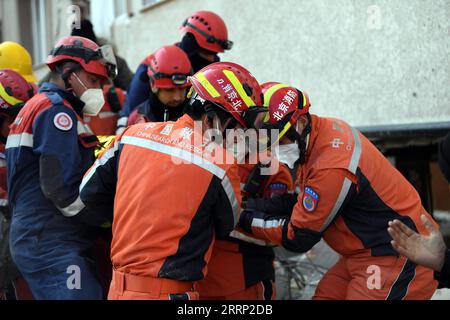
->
[0,0,449,216]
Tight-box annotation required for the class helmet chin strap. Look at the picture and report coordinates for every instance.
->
[58,64,81,91]
[287,113,312,165]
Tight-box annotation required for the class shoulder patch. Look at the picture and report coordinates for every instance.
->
[302,186,319,212]
[53,112,73,131]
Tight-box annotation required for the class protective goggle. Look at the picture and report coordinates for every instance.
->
[50,44,118,79]
[151,71,191,86]
[188,88,267,129]
[182,20,233,51]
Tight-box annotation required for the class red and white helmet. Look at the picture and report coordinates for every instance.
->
[180,11,232,53]
[261,82,311,143]
[0,69,34,116]
[146,45,192,89]
[46,36,117,79]
[188,61,264,128]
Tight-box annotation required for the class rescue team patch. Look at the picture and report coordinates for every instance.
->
[53,112,73,131]
[302,186,319,212]
[269,183,288,192]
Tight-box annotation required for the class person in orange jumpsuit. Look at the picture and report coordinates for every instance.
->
[0,69,35,299]
[122,58,284,300]
[83,84,126,136]
[196,82,295,300]
[196,159,293,300]
[90,46,192,296]
[78,62,266,300]
[239,82,438,300]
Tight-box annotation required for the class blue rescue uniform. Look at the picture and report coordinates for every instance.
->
[6,82,106,299]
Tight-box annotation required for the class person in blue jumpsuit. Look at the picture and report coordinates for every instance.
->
[5,36,116,299]
[116,10,233,133]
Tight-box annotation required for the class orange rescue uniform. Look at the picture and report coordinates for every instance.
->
[196,160,293,300]
[80,114,242,300]
[240,115,438,300]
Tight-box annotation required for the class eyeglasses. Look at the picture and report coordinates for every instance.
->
[182,20,233,51]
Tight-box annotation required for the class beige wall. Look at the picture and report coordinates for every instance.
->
[0,0,20,42]
[2,0,448,127]
[0,0,72,68]
[111,0,450,127]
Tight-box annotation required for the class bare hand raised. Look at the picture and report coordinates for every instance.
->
[388,215,446,272]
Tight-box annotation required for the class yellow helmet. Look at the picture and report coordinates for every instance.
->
[0,41,38,83]
[95,135,116,158]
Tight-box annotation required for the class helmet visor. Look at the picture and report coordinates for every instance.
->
[98,45,118,79]
[49,44,118,79]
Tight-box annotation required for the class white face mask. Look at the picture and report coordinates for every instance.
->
[73,73,105,116]
[275,142,300,169]
[228,134,249,163]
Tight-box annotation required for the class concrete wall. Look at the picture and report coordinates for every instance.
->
[50,0,74,44]
[0,0,72,71]
[0,0,21,42]
[33,0,73,77]
[109,0,450,127]
[90,0,116,40]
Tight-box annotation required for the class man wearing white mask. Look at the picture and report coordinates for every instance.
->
[240,82,438,300]
[5,36,116,299]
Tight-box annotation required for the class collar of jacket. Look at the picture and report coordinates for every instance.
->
[138,91,186,122]
[39,82,85,116]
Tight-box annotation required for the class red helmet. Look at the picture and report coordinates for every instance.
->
[261,82,311,143]
[46,36,117,79]
[146,45,192,89]
[180,11,232,53]
[0,69,34,115]
[189,61,264,128]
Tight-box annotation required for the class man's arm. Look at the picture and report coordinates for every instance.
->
[34,104,114,226]
[33,106,86,213]
[231,162,295,246]
[240,168,357,253]
[245,193,298,216]
[120,63,150,117]
[116,63,149,134]
[212,165,242,239]
[79,135,123,227]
